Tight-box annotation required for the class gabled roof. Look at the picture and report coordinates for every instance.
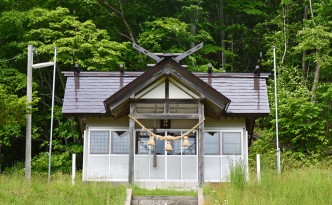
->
[103,58,231,117]
[62,63,270,118]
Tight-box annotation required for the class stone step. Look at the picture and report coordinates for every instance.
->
[131,195,198,205]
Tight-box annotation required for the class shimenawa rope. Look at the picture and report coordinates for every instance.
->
[128,115,205,141]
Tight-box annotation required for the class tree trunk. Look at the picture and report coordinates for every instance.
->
[219,0,226,69]
[281,4,288,64]
[302,5,308,73]
[190,5,198,52]
[311,49,321,101]
[308,0,316,26]
[190,20,197,48]
[97,0,136,43]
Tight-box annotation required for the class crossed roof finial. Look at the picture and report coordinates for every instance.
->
[132,42,203,63]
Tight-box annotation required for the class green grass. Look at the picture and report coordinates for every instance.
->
[2,168,331,205]
[229,162,246,189]
[0,172,126,205]
[204,168,332,205]
[133,186,196,196]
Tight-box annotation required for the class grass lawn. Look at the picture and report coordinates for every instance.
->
[204,168,332,205]
[1,168,331,205]
[0,172,126,205]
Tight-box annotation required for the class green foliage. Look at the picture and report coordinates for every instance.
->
[138,17,192,52]
[21,7,129,71]
[32,152,72,173]
[3,161,25,175]
[296,25,332,52]
[32,106,82,173]
[138,17,215,68]
[0,68,26,146]
[264,65,328,156]
[275,87,326,152]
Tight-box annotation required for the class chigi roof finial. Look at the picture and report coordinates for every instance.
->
[132,42,203,66]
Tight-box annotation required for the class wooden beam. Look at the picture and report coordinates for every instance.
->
[135,113,199,119]
[128,103,135,184]
[133,99,200,104]
[198,103,205,187]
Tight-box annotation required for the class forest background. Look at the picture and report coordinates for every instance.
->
[0,0,331,173]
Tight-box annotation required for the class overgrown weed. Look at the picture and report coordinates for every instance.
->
[0,172,126,205]
[229,162,246,189]
[205,167,332,205]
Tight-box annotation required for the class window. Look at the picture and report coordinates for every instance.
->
[136,131,150,154]
[204,132,220,155]
[181,133,196,155]
[90,130,109,154]
[222,132,241,155]
[111,131,129,154]
[167,132,181,155]
[154,132,165,155]
[168,132,196,155]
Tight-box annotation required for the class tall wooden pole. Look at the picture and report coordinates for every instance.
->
[198,103,204,187]
[128,103,135,183]
[25,45,33,183]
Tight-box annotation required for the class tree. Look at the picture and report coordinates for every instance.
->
[0,68,27,171]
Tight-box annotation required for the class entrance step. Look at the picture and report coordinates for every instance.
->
[131,196,198,205]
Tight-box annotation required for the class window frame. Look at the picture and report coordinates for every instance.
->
[135,131,151,155]
[89,130,110,155]
[203,131,221,155]
[222,131,242,155]
[111,130,130,154]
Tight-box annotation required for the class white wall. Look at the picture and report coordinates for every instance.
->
[205,116,245,129]
[83,115,248,182]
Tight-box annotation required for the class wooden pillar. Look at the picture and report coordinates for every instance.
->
[128,103,135,184]
[198,103,205,187]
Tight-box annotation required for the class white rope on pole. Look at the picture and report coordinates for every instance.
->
[273,46,281,175]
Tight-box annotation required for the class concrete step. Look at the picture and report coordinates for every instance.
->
[131,195,198,205]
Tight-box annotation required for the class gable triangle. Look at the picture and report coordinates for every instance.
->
[136,77,199,99]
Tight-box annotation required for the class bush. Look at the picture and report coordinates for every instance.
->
[32,152,72,173]
[3,161,25,175]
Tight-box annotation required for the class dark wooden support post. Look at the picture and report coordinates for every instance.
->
[198,103,205,187]
[165,73,170,114]
[128,103,135,184]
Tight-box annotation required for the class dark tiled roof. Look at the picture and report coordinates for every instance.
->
[201,76,270,116]
[62,70,270,117]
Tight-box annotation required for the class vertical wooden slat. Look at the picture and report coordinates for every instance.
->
[198,103,205,187]
[128,103,135,183]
